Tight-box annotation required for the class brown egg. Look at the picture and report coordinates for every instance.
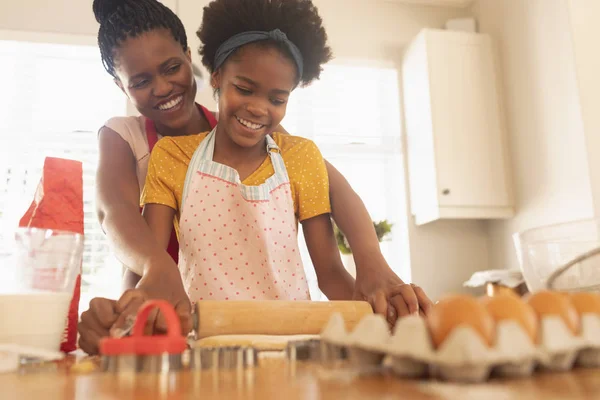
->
[569,292,600,315]
[427,294,495,348]
[526,290,580,334]
[480,294,538,343]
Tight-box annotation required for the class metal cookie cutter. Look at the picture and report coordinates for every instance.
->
[285,339,322,363]
[319,340,348,366]
[99,300,188,373]
[190,346,257,370]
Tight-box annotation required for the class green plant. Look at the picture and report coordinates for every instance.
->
[334,220,393,255]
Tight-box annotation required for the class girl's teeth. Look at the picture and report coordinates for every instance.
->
[158,96,182,110]
[237,117,263,130]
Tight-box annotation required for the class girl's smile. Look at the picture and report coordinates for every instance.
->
[213,44,295,151]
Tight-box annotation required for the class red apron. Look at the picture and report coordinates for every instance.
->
[143,104,218,263]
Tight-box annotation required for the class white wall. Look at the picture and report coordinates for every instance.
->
[0,0,97,36]
[471,0,595,271]
[567,0,600,217]
[0,0,179,36]
[0,0,484,300]
[408,220,490,300]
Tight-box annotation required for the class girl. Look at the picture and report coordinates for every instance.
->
[78,0,432,355]
[142,0,350,303]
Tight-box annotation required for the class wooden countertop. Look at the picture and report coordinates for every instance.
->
[1,356,600,400]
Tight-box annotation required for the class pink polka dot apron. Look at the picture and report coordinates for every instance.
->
[178,128,310,303]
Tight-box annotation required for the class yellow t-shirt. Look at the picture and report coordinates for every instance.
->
[141,132,331,237]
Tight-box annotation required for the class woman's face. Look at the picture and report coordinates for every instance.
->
[113,29,197,132]
[212,44,297,149]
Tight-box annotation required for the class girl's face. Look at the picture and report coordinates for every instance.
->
[212,44,297,149]
[113,29,197,132]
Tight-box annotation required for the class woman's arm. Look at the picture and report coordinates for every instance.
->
[302,214,355,300]
[80,129,190,352]
[122,269,141,291]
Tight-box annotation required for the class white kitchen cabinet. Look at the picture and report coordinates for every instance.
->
[402,29,514,225]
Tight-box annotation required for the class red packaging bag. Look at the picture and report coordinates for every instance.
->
[19,157,84,353]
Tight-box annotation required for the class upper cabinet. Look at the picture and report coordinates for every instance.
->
[402,29,514,226]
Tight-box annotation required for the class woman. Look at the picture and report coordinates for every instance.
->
[78,0,432,355]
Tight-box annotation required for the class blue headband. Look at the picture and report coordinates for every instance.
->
[214,29,304,79]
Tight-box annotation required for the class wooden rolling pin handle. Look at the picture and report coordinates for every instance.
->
[193,300,373,339]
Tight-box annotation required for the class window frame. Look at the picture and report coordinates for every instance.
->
[282,58,412,290]
[0,30,129,310]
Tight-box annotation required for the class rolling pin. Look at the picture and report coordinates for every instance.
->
[192,300,372,338]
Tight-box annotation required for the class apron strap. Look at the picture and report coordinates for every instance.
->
[144,103,215,265]
[145,117,159,151]
[265,135,288,181]
[199,105,218,129]
[181,130,287,209]
[182,128,217,209]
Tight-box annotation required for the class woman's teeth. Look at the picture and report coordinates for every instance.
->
[158,96,183,111]
[236,116,264,130]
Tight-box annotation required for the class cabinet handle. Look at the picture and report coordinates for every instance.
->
[442,189,450,196]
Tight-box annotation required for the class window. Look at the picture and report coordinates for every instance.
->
[0,37,412,306]
[282,62,411,300]
[0,37,127,310]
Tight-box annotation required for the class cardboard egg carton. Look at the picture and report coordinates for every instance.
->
[320,310,600,383]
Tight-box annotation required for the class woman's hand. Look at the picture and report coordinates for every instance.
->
[78,297,119,355]
[78,290,192,355]
[111,265,193,338]
[78,255,192,355]
[110,203,192,338]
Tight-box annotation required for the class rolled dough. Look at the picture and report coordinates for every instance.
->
[194,334,320,351]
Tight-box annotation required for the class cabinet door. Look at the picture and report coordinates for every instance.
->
[427,32,511,207]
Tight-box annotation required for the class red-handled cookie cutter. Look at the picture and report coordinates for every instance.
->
[100,300,187,373]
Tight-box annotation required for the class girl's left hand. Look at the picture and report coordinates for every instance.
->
[353,264,434,326]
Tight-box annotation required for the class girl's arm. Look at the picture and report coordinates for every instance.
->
[274,123,432,319]
[326,163,384,271]
[302,214,355,300]
[325,163,434,320]
[141,204,175,255]
[273,123,385,262]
